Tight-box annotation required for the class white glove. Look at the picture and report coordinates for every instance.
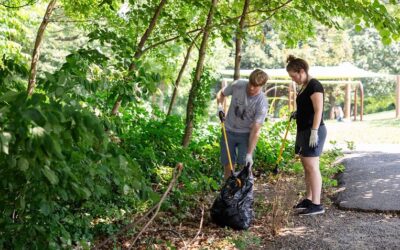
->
[309,129,319,148]
[245,153,253,167]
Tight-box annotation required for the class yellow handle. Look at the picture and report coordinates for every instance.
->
[221,121,243,187]
[221,122,234,173]
[276,119,291,165]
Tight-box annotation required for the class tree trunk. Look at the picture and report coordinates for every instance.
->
[111,0,168,115]
[233,0,250,80]
[27,0,57,96]
[344,82,351,119]
[182,0,218,147]
[167,32,201,116]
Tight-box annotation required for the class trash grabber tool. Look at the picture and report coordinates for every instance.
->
[272,116,293,175]
[219,111,242,187]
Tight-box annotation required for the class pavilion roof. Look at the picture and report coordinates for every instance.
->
[220,62,392,80]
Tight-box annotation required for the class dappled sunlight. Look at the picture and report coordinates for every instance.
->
[336,151,400,211]
[362,190,373,199]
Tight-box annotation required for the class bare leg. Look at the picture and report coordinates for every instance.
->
[302,156,322,204]
[302,157,313,200]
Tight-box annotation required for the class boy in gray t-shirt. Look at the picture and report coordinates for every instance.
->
[216,69,269,180]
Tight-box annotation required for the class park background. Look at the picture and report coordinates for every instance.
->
[1,0,400,248]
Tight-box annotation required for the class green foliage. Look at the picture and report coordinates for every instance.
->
[319,141,345,188]
[256,118,296,172]
[0,92,146,248]
[115,103,222,208]
[0,55,29,92]
[41,48,109,103]
[230,231,262,250]
[364,94,395,114]
[192,67,219,124]
[1,0,399,248]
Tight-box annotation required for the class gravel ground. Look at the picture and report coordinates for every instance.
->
[267,204,400,250]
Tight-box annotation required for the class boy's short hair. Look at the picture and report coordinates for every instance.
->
[249,69,268,86]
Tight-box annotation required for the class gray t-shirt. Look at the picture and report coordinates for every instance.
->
[223,79,268,133]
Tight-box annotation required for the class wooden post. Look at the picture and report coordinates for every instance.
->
[396,75,400,118]
[344,83,351,119]
[359,81,364,121]
[354,84,357,121]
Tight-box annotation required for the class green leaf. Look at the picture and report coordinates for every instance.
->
[39,202,51,216]
[29,93,46,106]
[81,187,91,199]
[22,108,46,127]
[50,135,63,159]
[355,24,362,32]
[0,132,12,154]
[19,196,25,210]
[55,87,64,97]
[42,166,59,185]
[0,91,25,103]
[18,157,29,171]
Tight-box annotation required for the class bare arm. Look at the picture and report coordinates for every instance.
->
[310,92,323,129]
[216,89,225,106]
[247,122,262,155]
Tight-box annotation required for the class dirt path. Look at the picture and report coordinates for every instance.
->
[267,202,400,250]
[118,170,400,249]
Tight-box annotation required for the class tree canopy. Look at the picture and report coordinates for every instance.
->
[1,0,399,248]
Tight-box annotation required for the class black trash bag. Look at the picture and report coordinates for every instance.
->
[210,164,254,230]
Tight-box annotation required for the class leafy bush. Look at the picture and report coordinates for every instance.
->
[256,119,296,171]
[0,55,28,92]
[364,94,395,114]
[0,92,147,249]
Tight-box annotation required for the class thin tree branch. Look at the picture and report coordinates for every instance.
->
[93,204,159,250]
[245,11,279,28]
[27,0,57,96]
[257,0,293,13]
[111,0,168,115]
[234,0,251,80]
[130,0,168,67]
[128,163,184,249]
[142,0,291,55]
[214,0,290,27]
[142,28,202,54]
[182,0,218,147]
[187,204,205,248]
[167,31,201,116]
[151,229,187,248]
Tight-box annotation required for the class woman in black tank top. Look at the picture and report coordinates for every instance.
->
[286,55,327,216]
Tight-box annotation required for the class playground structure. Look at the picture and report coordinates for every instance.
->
[220,63,400,120]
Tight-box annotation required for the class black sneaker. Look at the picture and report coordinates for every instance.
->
[299,203,325,216]
[293,199,312,211]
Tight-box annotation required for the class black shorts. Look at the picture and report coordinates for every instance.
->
[295,125,327,157]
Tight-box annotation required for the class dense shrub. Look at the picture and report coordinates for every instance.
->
[0,92,146,249]
[364,95,395,114]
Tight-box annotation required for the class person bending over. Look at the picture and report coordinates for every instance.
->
[216,69,268,180]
